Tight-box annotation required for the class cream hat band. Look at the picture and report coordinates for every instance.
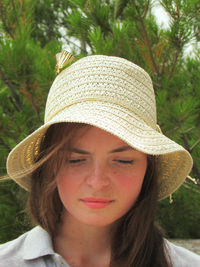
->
[6,54,193,200]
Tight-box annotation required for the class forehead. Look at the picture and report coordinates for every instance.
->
[71,125,128,146]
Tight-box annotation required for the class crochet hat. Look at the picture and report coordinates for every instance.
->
[6,52,193,200]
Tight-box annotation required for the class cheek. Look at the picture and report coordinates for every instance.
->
[56,170,78,200]
[114,163,147,197]
[116,174,144,195]
[116,176,145,215]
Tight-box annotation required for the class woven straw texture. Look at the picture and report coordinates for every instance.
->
[6,55,193,200]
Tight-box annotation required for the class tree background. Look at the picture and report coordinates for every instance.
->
[0,0,200,243]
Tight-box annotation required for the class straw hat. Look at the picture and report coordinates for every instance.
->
[6,52,193,200]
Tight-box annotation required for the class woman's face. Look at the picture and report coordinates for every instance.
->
[56,126,147,227]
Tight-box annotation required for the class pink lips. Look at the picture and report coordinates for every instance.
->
[80,197,114,209]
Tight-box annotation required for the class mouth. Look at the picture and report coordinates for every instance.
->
[80,197,114,209]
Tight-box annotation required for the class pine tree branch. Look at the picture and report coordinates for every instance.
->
[142,0,150,19]
[0,66,22,111]
[0,2,14,39]
[168,50,181,79]
[0,137,11,151]
[80,40,87,54]
[160,60,166,77]
[182,127,195,134]
[8,96,21,112]
[114,0,129,19]
[181,133,191,152]
[26,83,42,124]
[191,165,200,181]
[137,13,159,76]
[11,0,17,20]
[183,182,200,192]
[194,29,200,39]
[160,1,185,79]
[190,138,200,152]
[181,133,200,180]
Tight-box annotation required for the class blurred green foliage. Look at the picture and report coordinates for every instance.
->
[0,0,200,242]
[158,183,200,238]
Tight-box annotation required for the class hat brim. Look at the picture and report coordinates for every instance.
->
[7,101,193,200]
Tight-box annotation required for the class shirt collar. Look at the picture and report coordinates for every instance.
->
[23,226,55,260]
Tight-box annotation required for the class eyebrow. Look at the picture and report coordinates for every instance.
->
[70,146,135,154]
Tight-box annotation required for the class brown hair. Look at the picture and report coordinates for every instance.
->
[28,123,88,235]
[110,153,171,266]
[28,122,171,267]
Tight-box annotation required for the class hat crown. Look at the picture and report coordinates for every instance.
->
[45,55,157,129]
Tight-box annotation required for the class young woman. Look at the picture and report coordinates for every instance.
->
[0,52,200,267]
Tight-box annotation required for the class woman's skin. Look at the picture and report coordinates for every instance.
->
[54,126,147,267]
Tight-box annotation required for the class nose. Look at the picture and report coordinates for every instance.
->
[85,161,110,190]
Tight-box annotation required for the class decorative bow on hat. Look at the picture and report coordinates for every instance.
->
[56,50,75,74]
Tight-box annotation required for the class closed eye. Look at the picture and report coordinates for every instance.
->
[68,159,86,164]
[115,160,134,164]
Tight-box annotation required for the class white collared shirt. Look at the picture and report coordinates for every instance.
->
[0,226,200,267]
[0,226,68,267]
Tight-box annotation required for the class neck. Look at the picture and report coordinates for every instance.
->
[53,211,115,266]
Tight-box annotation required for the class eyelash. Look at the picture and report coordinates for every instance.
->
[115,160,134,165]
[68,159,134,165]
[68,159,85,164]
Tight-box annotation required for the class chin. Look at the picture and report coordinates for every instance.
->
[77,214,119,228]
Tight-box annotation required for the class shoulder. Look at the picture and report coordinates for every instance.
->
[0,226,53,267]
[0,229,29,266]
[165,239,200,267]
